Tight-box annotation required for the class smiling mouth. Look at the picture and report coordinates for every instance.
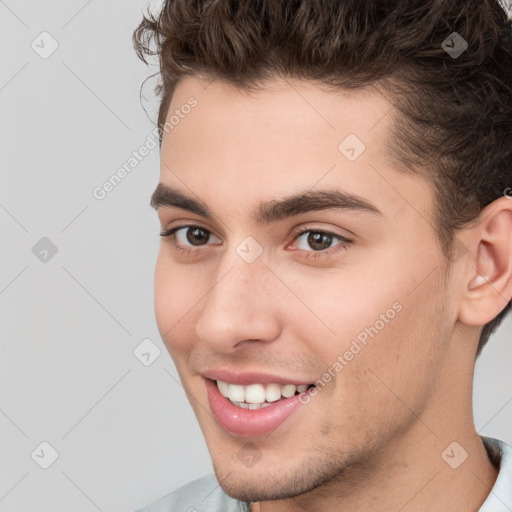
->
[215,380,316,409]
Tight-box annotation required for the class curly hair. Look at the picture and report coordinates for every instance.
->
[133,0,512,358]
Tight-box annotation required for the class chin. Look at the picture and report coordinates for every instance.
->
[215,474,313,503]
[212,455,349,503]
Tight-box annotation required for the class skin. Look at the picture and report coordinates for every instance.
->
[153,75,512,511]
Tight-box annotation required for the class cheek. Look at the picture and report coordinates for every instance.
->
[281,264,403,364]
[290,256,448,402]
[154,252,201,355]
[292,247,443,354]
[342,271,448,425]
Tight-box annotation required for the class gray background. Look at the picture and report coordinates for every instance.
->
[1,1,511,511]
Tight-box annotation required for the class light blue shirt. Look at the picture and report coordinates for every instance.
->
[135,436,512,512]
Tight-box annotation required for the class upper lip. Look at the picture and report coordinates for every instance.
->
[201,369,314,386]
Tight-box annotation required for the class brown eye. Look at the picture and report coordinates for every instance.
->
[185,227,210,246]
[306,231,334,251]
[160,225,221,251]
[294,229,347,252]
[287,227,353,260]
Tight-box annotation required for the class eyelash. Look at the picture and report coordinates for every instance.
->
[159,224,352,259]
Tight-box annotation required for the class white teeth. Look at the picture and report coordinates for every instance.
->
[217,380,229,397]
[217,382,230,398]
[248,402,272,409]
[232,401,249,409]
[265,383,282,402]
[216,380,312,406]
[245,384,266,403]
[227,384,245,402]
[281,384,297,398]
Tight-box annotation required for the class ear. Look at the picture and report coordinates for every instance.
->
[458,196,512,326]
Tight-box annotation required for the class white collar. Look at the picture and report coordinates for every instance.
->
[478,436,512,511]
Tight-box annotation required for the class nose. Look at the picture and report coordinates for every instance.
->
[195,257,282,354]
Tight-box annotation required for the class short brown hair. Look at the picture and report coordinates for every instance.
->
[133,0,512,358]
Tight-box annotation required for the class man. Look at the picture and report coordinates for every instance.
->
[132,1,512,510]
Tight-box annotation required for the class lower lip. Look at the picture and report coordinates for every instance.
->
[205,379,309,437]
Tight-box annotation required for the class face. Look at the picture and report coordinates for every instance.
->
[153,76,456,502]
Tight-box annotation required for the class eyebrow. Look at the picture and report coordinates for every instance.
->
[150,183,383,223]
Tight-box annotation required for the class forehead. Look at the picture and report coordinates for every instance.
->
[159,76,433,226]
[167,75,394,143]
